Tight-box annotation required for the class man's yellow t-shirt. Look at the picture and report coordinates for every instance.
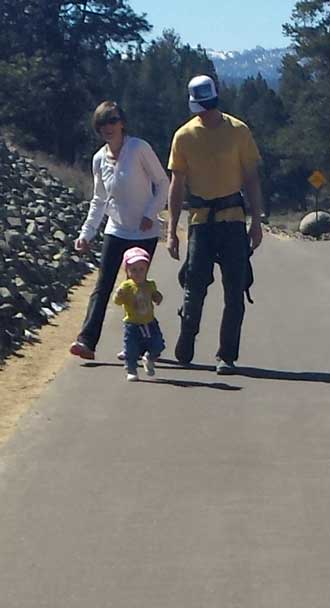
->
[113,279,157,324]
[168,112,261,224]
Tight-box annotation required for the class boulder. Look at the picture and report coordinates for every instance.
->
[299,211,330,237]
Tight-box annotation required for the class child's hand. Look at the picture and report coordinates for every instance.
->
[115,287,125,299]
[153,291,163,305]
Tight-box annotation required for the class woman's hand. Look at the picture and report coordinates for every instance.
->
[74,237,90,254]
[140,216,153,231]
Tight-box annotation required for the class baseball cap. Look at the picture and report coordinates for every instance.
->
[188,75,218,113]
[123,247,150,270]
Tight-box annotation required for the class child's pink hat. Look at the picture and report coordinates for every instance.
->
[123,247,150,270]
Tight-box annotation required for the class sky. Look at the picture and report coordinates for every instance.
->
[129,0,298,52]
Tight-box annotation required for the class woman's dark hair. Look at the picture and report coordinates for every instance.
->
[92,101,127,134]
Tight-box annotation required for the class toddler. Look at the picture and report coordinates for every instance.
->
[113,247,165,381]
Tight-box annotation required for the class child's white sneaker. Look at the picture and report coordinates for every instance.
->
[127,370,139,382]
[142,352,155,377]
[117,350,142,362]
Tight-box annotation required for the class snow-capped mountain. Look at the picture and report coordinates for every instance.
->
[207,46,290,86]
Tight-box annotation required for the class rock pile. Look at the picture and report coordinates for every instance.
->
[0,140,100,361]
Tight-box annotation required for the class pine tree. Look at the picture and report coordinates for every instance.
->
[0,0,152,161]
[280,0,330,171]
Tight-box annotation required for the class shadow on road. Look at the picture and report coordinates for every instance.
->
[82,358,216,372]
[82,361,123,368]
[82,359,330,384]
[156,357,215,371]
[81,360,241,390]
[158,359,330,384]
[144,378,241,390]
[234,366,330,383]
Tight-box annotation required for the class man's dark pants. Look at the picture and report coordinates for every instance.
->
[180,221,249,362]
[78,234,158,351]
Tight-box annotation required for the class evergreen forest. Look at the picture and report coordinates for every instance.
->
[1,0,330,212]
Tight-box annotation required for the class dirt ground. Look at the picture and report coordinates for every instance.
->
[0,272,97,446]
[0,215,174,448]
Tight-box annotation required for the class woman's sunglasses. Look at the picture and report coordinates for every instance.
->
[106,116,121,125]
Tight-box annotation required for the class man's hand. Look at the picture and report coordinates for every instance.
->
[248,220,263,250]
[140,216,153,232]
[167,171,185,259]
[167,233,180,260]
[75,237,90,254]
[243,164,264,250]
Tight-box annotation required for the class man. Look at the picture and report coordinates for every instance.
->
[167,74,263,374]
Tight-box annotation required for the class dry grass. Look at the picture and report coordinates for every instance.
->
[3,132,93,200]
[0,273,97,446]
[267,211,303,233]
[30,151,93,199]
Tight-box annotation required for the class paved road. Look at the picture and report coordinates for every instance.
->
[1,232,330,608]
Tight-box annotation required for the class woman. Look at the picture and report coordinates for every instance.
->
[70,101,169,360]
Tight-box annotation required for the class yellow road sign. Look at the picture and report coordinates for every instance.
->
[308,170,327,189]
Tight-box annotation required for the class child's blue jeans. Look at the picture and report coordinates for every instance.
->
[123,319,165,372]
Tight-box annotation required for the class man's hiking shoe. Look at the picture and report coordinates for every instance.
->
[127,369,139,382]
[142,352,155,376]
[70,341,95,360]
[175,330,195,364]
[216,359,236,375]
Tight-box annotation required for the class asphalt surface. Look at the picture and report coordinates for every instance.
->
[1,231,330,608]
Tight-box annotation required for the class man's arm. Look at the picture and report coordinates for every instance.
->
[243,165,263,250]
[167,170,186,259]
